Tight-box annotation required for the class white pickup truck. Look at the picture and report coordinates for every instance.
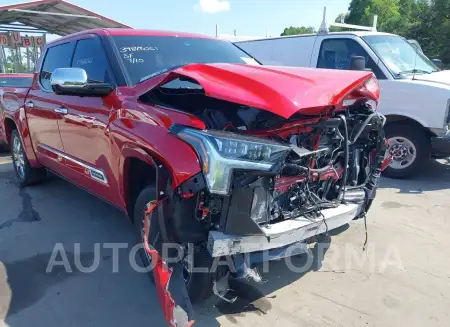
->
[236,31,450,178]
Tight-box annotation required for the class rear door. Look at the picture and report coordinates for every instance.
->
[26,42,75,170]
[56,35,120,204]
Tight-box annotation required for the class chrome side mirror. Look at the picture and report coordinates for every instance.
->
[51,67,113,97]
[51,68,87,91]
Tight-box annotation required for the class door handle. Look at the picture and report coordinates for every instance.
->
[54,107,68,115]
[25,100,34,108]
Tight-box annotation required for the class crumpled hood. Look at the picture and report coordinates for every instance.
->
[161,63,375,119]
[411,70,450,86]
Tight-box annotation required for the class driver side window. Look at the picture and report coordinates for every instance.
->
[71,37,112,84]
[317,38,385,79]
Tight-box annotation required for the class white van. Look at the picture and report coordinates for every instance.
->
[235,31,450,178]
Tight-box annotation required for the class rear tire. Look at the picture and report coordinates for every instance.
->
[0,142,9,153]
[382,122,430,179]
[133,186,214,303]
[11,129,47,187]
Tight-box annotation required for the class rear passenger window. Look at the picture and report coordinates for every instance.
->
[317,38,386,79]
[40,42,74,90]
[71,37,111,84]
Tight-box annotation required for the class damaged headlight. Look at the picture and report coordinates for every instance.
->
[171,126,290,195]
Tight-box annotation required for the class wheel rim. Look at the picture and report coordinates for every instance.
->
[12,136,25,179]
[141,201,192,286]
[386,136,417,170]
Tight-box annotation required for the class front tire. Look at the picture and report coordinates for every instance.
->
[382,122,430,179]
[11,129,46,187]
[133,186,214,303]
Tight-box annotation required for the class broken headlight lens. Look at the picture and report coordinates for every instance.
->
[172,127,290,195]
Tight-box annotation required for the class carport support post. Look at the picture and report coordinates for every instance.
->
[14,44,21,72]
[0,46,6,73]
[26,46,30,72]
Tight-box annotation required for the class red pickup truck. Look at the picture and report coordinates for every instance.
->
[0,29,388,327]
[0,73,33,150]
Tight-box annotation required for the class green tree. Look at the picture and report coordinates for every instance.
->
[281,26,316,36]
[363,0,400,24]
[346,0,372,25]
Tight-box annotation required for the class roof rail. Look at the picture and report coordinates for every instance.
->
[217,34,264,42]
[217,6,379,42]
[319,6,378,33]
[215,24,264,41]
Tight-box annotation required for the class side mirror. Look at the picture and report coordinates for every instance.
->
[432,59,442,69]
[51,68,113,97]
[349,56,366,71]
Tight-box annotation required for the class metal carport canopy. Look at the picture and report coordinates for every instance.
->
[0,0,131,36]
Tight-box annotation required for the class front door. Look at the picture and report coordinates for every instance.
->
[26,41,75,170]
[56,36,120,205]
[311,35,387,80]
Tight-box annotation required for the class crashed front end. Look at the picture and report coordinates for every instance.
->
[172,95,387,257]
[141,65,388,326]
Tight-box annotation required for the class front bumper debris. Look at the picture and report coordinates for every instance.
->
[207,203,361,257]
[144,198,195,327]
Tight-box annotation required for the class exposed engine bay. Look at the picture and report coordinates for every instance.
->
[142,77,386,239]
[197,103,385,236]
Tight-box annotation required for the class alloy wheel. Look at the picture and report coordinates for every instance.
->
[386,136,417,170]
[12,135,26,180]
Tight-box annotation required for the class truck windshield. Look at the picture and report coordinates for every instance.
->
[0,77,33,88]
[112,35,260,85]
[362,35,439,77]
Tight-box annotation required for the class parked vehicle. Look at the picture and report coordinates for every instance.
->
[0,29,389,327]
[236,31,450,178]
[0,73,33,151]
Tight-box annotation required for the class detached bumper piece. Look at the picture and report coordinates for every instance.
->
[147,250,194,327]
[208,203,360,257]
[144,200,195,327]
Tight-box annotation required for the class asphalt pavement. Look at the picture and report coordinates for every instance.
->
[1,152,449,327]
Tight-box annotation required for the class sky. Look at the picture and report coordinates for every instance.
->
[0,0,351,38]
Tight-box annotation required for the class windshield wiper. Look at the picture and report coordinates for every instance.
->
[137,64,188,84]
[137,69,169,84]
[398,69,432,75]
